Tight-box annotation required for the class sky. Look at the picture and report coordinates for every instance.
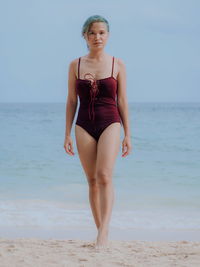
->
[0,0,199,103]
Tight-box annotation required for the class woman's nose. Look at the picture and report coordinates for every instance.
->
[95,34,100,39]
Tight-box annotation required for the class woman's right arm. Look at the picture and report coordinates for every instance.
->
[64,59,78,156]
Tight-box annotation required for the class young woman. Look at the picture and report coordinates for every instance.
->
[64,15,132,249]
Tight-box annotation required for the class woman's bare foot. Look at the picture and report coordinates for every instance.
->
[95,227,109,249]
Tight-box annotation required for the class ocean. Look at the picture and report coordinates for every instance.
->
[0,102,199,239]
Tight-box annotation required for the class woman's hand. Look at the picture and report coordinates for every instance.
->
[122,135,132,157]
[64,135,75,156]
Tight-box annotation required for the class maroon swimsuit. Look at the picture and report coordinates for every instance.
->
[75,56,122,142]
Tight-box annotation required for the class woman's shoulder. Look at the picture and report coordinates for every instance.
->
[112,57,126,78]
[115,57,126,77]
[114,57,125,66]
[69,57,80,66]
[68,57,82,76]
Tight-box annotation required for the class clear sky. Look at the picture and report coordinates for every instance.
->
[0,0,199,103]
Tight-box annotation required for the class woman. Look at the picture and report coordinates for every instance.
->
[64,15,132,249]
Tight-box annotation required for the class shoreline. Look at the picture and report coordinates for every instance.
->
[1,226,200,242]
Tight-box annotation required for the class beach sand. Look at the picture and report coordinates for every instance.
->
[0,238,200,267]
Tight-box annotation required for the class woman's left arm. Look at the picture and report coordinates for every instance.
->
[117,58,132,157]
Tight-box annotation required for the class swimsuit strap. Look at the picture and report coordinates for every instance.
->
[111,56,114,77]
[78,57,81,79]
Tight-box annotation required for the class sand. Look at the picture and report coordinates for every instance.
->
[0,238,200,267]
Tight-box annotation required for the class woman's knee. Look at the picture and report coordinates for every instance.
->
[87,175,98,187]
[96,170,112,185]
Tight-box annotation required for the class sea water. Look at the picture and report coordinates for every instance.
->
[0,102,199,236]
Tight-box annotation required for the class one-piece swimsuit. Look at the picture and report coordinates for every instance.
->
[75,56,122,142]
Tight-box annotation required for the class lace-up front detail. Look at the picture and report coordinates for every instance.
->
[83,73,100,121]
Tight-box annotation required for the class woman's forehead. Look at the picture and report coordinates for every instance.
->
[89,22,107,31]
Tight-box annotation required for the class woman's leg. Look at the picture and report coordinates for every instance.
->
[95,122,121,247]
[75,125,101,230]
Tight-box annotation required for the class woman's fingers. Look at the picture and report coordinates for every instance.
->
[65,144,74,155]
[122,144,128,157]
[66,144,74,155]
[68,143,75,155]
[122,139,132,157]
[64,138,75,156]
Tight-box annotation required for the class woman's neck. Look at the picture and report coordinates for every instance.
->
[86,50,107,61]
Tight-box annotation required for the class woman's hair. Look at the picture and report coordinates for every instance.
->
[82,15,109,49]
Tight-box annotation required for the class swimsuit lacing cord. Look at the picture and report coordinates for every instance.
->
[84,73,99,121]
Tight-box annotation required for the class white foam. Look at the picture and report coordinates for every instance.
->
[0,200,200,230]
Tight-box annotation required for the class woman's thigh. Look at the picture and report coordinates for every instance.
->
[96,122,121,179]
[75,125,97,182]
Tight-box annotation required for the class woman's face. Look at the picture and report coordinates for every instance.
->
[84,22,109,50]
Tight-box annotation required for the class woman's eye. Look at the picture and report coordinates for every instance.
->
[88,31,105,36]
